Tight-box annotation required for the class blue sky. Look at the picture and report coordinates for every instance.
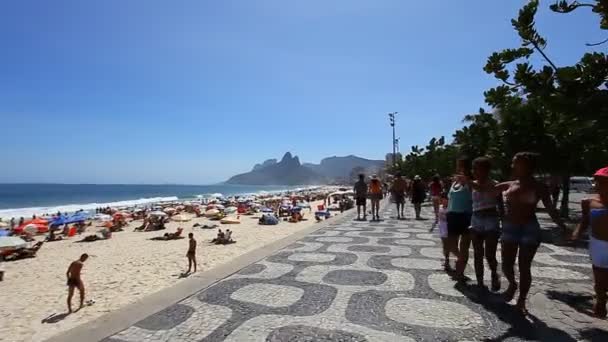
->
[0,0,603,184]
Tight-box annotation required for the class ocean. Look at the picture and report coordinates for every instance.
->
[0,183,308,219]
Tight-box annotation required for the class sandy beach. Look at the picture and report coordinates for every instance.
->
[0,200,332,342]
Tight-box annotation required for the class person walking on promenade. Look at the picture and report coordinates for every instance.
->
[446,157,473,282]
[571,166,608,318]
[411,175,427,220]
[482,152,565,314]
[66,253,88,313]
[438,195,451,271]
[353,174,368,221]
[430,175,443,223]
[368,175,383,221]
[391,173,407,219]
[468,157,502,291]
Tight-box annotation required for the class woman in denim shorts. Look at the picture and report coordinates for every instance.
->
[469,157,503,291]
[496,153,566,314]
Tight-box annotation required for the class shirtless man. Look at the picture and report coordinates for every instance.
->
[391,173,407,219]
[187,233,197,273]
[66,253,88,313]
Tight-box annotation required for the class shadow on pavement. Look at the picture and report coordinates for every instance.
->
[546,289,595,317]
[455,283,577,341]
[579,327,608,342]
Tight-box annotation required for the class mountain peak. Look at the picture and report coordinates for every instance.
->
[226,152,322,185]
[281,152,293,163]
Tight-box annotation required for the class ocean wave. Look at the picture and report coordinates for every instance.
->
[0,196,179,219]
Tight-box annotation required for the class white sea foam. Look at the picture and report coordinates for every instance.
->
[0,196,179,220]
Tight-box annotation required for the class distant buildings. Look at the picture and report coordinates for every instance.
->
[385,153,403,166]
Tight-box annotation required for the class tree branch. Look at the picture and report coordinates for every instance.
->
[531,41,559,71]
[586,37,608,46]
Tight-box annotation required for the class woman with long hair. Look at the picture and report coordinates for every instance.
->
[469,157,502,291]
[495,152,565,314]
[571,166,608,318]
[446,157,473,279]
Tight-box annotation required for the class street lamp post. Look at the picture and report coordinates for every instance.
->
[388,112,398,168]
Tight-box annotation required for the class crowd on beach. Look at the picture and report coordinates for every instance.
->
[0,186,348,314]
[354,152,608,318]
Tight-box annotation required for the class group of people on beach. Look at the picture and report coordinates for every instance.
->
[354,152,608,317]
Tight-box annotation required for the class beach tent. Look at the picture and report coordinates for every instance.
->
[259,214,279,225]
[0,236,27,251]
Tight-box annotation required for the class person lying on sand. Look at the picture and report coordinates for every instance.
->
[79,234,104,243]
[66,253,88,313]
[4,241,44,261]
[151,228,184,241]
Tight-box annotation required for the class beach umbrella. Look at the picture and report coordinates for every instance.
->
[150,211,168,217]
[225,206,238,214]
[163,207,177,213]
[22,224,41,234]
[0,236,27,251]
[14,221,48,234]
[0,222,8,228]
[171,214,191,222]
[30,218,49,225]
[204,209,220,218]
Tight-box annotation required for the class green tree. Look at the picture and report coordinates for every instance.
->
[483,0,608,217]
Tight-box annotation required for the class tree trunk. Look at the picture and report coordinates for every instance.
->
[560,175,570,219]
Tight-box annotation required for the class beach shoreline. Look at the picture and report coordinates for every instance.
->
[0,184,324,220]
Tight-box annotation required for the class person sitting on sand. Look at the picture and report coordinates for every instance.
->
[66,253,88,313]
[211,229,225,244]
[47,226,63,242]
[289,211,303,223]
[225,229,233,243]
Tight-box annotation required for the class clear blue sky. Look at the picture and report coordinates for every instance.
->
[0,0,603,184]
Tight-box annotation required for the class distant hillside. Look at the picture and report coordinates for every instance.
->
[304,155,384,181]
[226,153,324,185]
[252,159,277,171]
